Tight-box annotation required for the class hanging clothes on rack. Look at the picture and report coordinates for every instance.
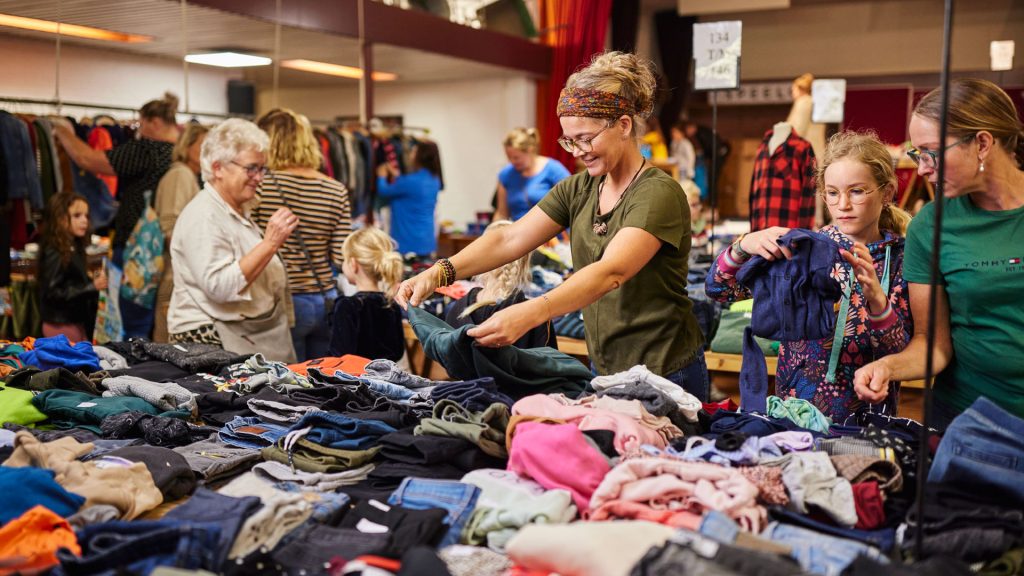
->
[748,125,818,232]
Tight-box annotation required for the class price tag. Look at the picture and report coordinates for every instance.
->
[991,40,1014,72]
[812,79,847,123]
[693,21,742,91]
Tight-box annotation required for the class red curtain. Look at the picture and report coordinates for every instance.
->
[535,0,614,171]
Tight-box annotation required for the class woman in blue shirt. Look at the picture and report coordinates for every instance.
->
[377,141,443,256]
[495,127,571,221]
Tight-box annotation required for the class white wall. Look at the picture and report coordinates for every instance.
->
[0,35,239,120]
[258,75,537,227]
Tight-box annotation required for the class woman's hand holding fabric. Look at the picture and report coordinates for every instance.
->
[395,268,439,309]
[467,301,542,348]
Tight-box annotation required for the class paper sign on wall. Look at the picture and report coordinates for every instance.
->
[693,21,742,91]
[991,41,1015,72]
[811,79,846,123]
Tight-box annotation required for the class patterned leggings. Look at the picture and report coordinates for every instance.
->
[168,324,222,346]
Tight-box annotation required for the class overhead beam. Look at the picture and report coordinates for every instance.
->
[189,0,550,77]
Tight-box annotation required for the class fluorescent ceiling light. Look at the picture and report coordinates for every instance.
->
[282,59,398,81]
[0,12,152,43]
[185,52,272,68]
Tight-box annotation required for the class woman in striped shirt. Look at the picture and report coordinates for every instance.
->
[255,109,353,361]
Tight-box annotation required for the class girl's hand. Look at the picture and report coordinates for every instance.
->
[841,243,887,314]
[737,227,793,261]
[93,269,108,291]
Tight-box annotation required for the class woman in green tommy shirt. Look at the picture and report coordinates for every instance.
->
[855,78,1024,429]
[395,51,708,400]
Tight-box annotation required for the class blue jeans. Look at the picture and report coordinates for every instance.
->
[53,520,222,575]
[291,289,337,362]
[288,411,396,451]
[664,348,711,403]
[387,477,481,548]
[218,416,289,449]
[928,396,1024,507]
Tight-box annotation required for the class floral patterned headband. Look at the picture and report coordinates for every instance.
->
[556,87,649,119]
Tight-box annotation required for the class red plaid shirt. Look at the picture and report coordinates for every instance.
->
[749,128,817,231]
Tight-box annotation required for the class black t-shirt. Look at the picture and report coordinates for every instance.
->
[107,138,174,248]
[444,287,557,350]
[329,292,405,361]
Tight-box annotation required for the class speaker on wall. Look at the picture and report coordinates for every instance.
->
[227,80,255,116]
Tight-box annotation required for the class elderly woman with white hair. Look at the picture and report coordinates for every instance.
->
[167,118,300,362]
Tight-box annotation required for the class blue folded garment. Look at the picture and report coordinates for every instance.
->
[19,334,101,373]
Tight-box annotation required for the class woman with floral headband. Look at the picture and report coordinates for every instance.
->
[396,51,708,400]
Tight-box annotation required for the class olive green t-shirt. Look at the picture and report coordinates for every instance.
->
[904,197,1024,417]
[537,167,703,376]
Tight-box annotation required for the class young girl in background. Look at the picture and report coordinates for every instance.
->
[329,226,405,361]
[445,220,556,349]
[706,131,913,421]
[39,193,107,341]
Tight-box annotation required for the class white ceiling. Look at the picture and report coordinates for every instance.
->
[0,0,525,87]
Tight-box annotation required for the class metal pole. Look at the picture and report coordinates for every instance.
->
[708,90,718,254]
[914,0,954,561]
[181,0,190,114]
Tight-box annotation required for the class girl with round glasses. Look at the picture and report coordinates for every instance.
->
[855,78,1024,429]
[706,131,913,420]
[396,51,709,401]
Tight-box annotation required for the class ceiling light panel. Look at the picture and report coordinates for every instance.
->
[0,12,152,42]
[185,51,272,67]
[281,59,397,81]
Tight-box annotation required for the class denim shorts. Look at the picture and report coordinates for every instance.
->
[387,477,481,548]
[762,521,887,576]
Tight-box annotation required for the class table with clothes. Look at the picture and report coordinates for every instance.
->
[0,320,1021,576]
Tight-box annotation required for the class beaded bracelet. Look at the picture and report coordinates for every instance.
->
[435,258,456,287]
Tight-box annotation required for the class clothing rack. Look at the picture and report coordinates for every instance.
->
[0,96,245,122]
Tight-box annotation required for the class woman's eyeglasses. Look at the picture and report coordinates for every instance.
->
[557,121,613,153]
[906,134,975,168]
[230,161,270,178]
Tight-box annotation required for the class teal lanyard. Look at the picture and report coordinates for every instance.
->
[825,245,891,384]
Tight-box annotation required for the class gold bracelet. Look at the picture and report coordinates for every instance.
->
[541,294,553,321]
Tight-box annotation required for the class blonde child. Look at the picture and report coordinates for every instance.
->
[680,179,709,245]
[444,220,556,349]
[329,226,405,360]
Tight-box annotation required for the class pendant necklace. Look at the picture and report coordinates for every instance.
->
[593,161,647,236]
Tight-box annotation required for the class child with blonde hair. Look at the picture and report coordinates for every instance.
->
[329,226,405,360]
[444,220,556,349]
[706,130,913,420]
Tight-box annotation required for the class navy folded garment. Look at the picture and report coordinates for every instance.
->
[407,307,590,399]
[734,229,842,411]
[430,377,515,411]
